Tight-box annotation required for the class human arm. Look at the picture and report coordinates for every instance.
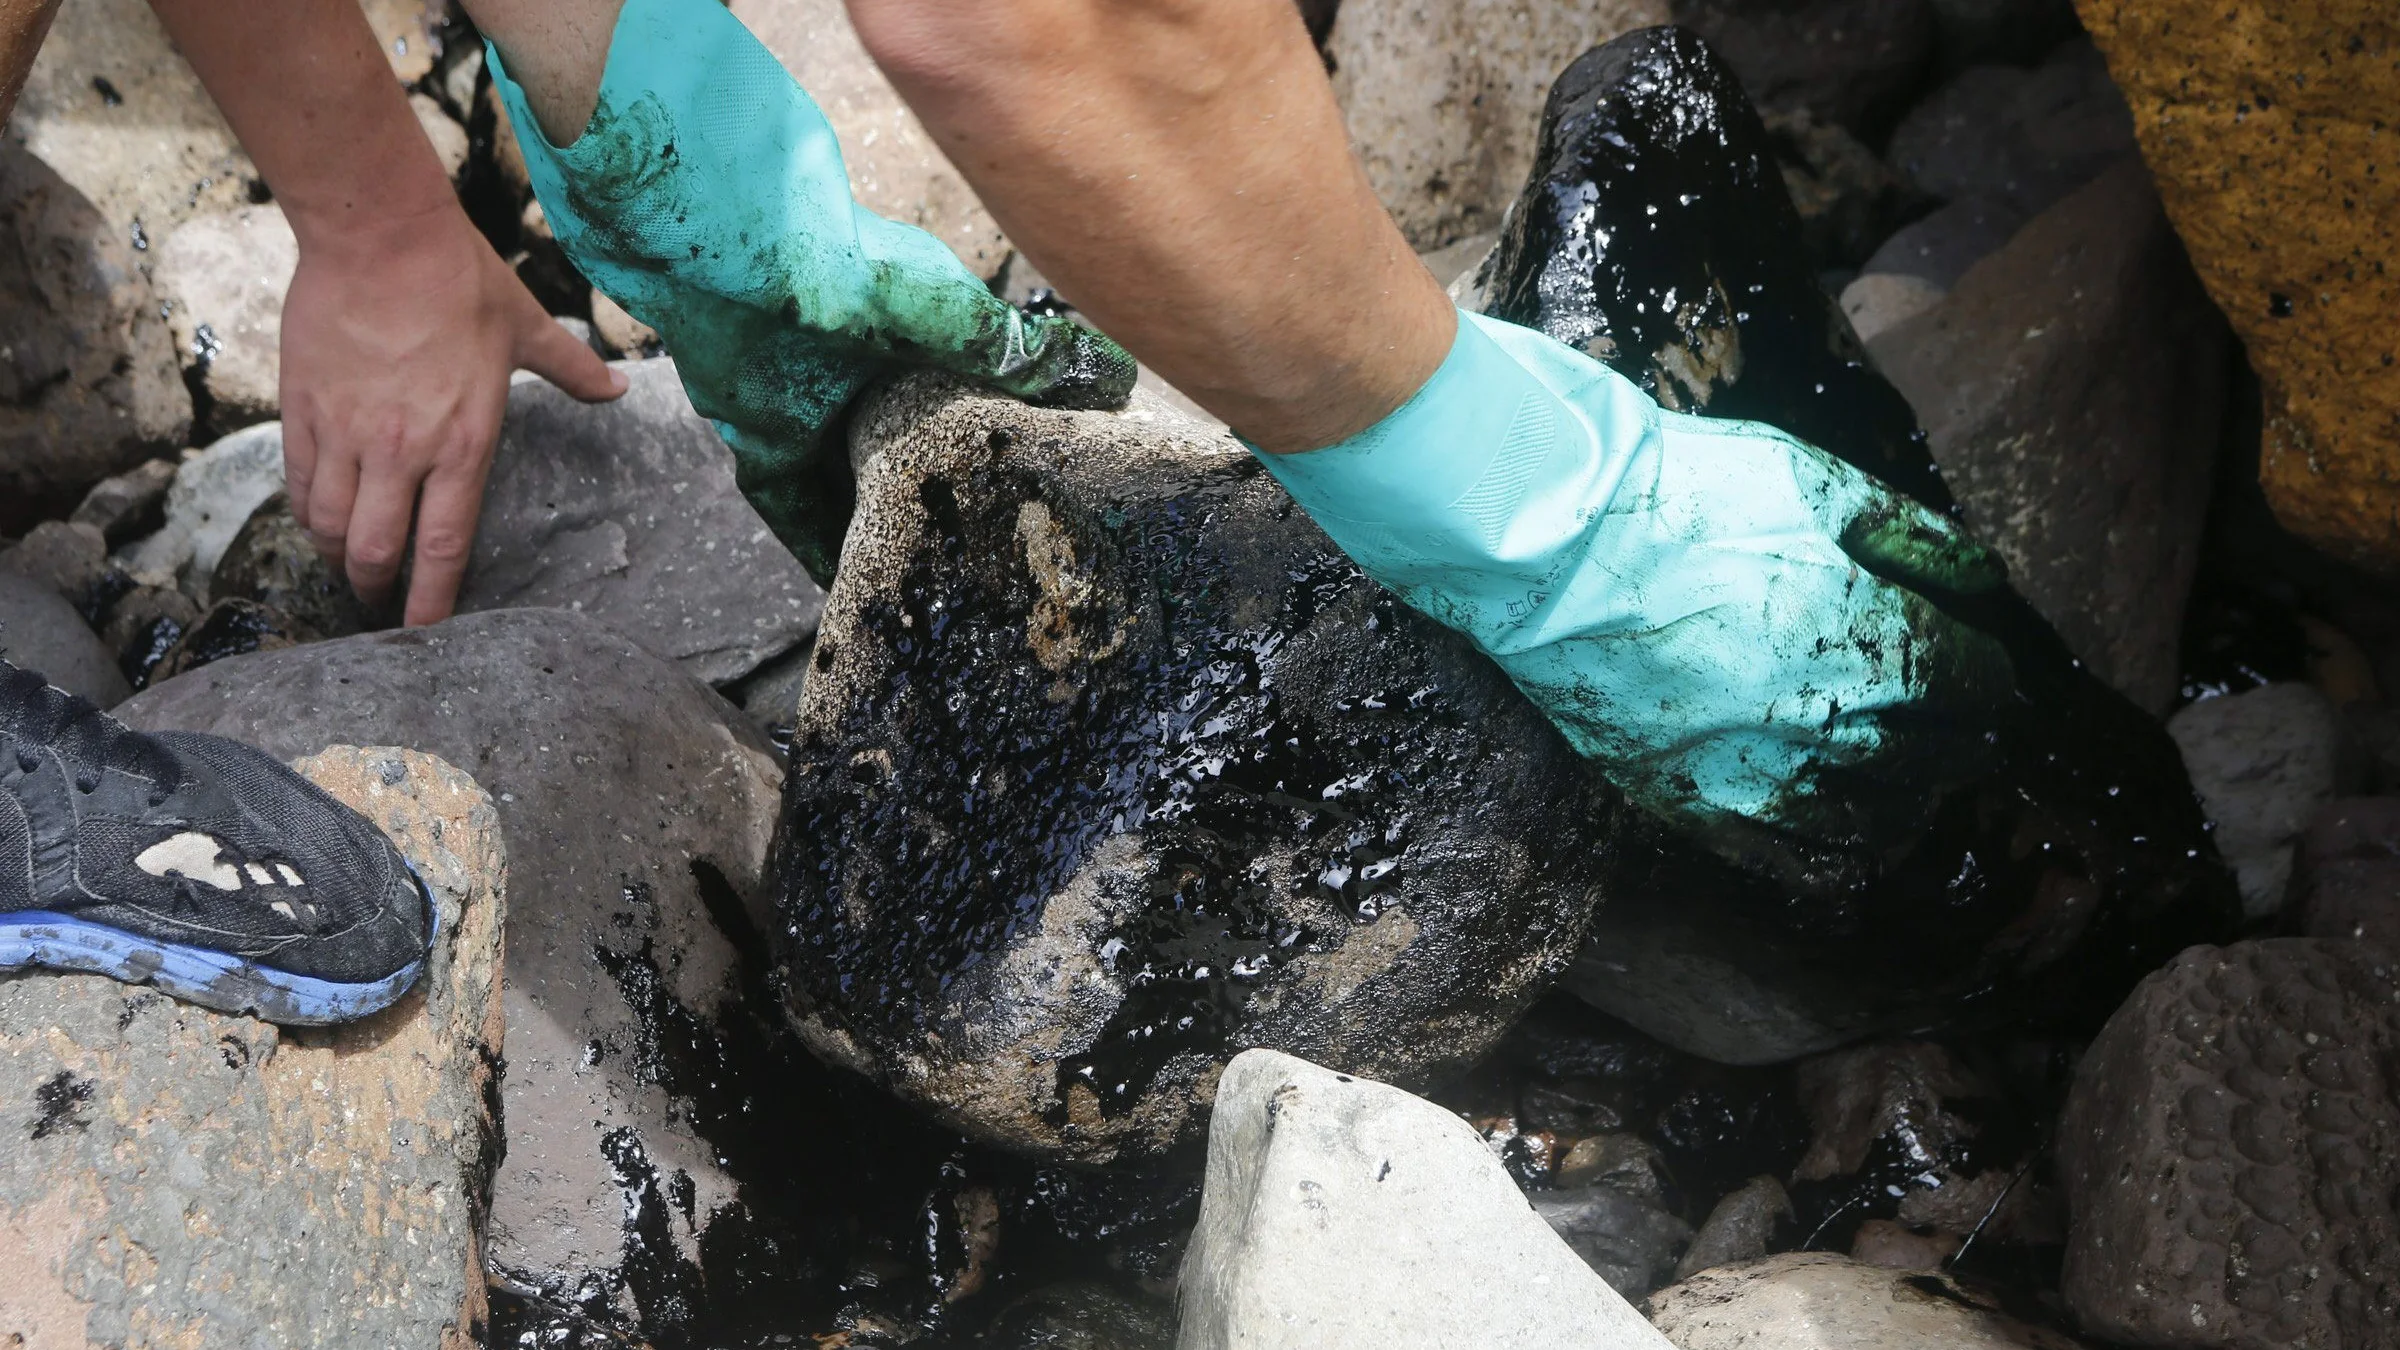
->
[145,0,626,625]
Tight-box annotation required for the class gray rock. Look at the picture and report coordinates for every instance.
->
[1886,40,2136,215]
[1177,1049,1676,1350]
[2295,798,2400,950]
[0,520,110,610]
[1838,271,1945,344]
[1792,1041,2012,1232]
[2168,683,2341,916]
[2058,940,2400,1347]
[0,570,129,705]
[0,139,190,530]
[0,746,505,1348]
[1326,0,1671,249]
[68,456,177,546]
[1872,159,2230,712]
[729,0,1010,277]
[1674,1176,1792,1280]
[457,361,825,686]
[1860,192,2026,287]
[212,491,371,640]
[115,608,795,1338]
[13,0,258,242]
[985,1281,1173,1350]
[1532,1183,1694,1298]
[152,204,298,430]
[783,378,1618,1163]
[1646,1253,2090,1347]
[98,581,199,689]
[1675,0,1938,136]
[118,421,286,595]
[733,636,812,741]
[1762,107,1928,268]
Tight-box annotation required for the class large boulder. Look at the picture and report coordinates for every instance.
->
[1475,26,2237,1064]
[0,746,506,1348]
[2058,939,2400,1347]
[2073,2,2400,576]
[457,360,825,686]
[1870,158,2230,712]
[152,205,299,432]
[1176,1049,1675,1350]
[726,0,1009,278]
[0,138,189,531]
[1646,1253,2090,1347]
[1326,0,1671,250]
[116,609,813,1343]
[781,380,1620,1163]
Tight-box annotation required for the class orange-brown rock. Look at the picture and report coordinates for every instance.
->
[2075,3,2400,572]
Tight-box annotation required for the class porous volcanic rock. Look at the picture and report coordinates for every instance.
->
[117,609,818,1343]
[0,746,505,1348]
[1477,26,2237,1064]
[782,380,1621,1163]
[2058,939,2400,1347]
[2073,2,2400,576]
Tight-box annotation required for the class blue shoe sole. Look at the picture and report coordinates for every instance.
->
[0,864,438,1027]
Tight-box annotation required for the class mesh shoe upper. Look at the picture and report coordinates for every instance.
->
[0,663,428,986]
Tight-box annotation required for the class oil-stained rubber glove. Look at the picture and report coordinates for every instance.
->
[1255,310,2016,857]
[486,0,1134,582]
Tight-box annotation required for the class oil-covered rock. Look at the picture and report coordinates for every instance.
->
[777,382,1621,1164]
[1475,27,2240,1063]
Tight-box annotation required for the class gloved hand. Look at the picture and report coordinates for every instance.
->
[486,0,1134,582]
[1256,309,2017,859]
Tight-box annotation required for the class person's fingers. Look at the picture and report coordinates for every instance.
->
[281,409,322,558]
[303,431,362,577]
[518,302,628,403]
[1838,490,2009,597]
[341,457,422,608]
[401,445,494,627]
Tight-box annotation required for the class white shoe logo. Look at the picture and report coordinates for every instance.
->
[134,832,245,891]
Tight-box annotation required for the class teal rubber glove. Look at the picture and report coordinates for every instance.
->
[1256,310,2016,858]
[486,0,1134,582]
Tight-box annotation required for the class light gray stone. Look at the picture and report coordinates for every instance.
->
[1327,0,1671,249]
[1674,1176,1792,1281]
[458,360,825,685]
[1838,271,1945,344]
[2058,940,2400,1348]
[1871,159,2229,712]
[68,456,177,545]
[2168,682,2342,917]
[0,520,110,608]
[0,745,505,1349]
[116,608,794,1338]
[0,137,190,529]
[154,204,298,429]
[118,421,287,595]
[1646,1253,2089,1347]
[728,0,1009,277]
[1177,1049,1675,1350]
[0,570,128,705]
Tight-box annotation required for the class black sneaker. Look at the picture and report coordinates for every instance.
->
[0,662,432,1024]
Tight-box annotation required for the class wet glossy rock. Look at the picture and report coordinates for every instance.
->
[2058,939,2400,1348]
[116,608,818,1344]
[1478,26,2238,1064]
[1674,1176,1792,1280]
[1178,1050,1676,1349]
[2167,682,2340,917]
[1533,1182,1694,1298]
[1646,1253,2090,1347]
[983,1281,1172,1350]
[0,139,189,531]
[1871,158,2230,711]
[0,570,130,706]
[457,360,825,686]
[1761,107,1927,270]
[0,746,506,1348]
[784,380,1619,1162]
[1789,1041,2043,1241]
[144,595,314,683]
[212,491,372,641]
[2073,2,2399,577]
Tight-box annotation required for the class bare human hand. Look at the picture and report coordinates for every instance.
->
[278,200,626,626]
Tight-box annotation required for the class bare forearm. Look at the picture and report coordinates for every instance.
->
[848,0,1453,451]
[146,0,456,258]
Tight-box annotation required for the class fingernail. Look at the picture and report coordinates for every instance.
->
[610,368,630,394]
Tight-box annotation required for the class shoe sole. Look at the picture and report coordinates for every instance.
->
[0,864,438,1027]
